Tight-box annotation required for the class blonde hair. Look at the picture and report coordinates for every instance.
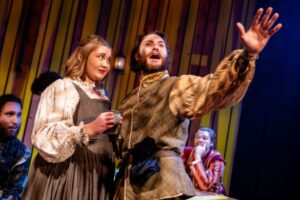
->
[64,34,111,80]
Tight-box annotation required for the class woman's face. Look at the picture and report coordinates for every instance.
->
[85,45,112,83]
[194,130,212,152]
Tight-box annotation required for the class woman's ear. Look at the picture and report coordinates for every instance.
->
[77,53,83,63]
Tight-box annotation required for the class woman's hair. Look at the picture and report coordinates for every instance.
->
[130,30,172,73]
[64,34,111,80]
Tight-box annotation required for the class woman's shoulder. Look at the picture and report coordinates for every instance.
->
[51,78,78,90]
[40,77,77,98]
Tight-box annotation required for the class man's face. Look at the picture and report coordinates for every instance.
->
[194,130,212,154]
[136,33,168,74]
[0,102,22,138]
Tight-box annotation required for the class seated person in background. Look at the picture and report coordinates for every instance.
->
[0,94,31,200]
[31,71,62,95]
[182,127,226,195]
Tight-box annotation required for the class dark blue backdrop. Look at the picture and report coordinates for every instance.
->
[230,0,300,199]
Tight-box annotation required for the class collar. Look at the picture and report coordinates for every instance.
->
[71,78,95,88]
[140,70,170,86]
[70,78,108,100]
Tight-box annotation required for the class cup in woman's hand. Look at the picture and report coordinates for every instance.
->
[112,110,122,125]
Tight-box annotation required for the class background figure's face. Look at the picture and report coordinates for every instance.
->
[0,102,22,138]
[85,45,112,83]
[194,130,212,153]
[136,33,168,74]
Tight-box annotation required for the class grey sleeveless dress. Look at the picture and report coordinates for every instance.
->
[22,84,115,200]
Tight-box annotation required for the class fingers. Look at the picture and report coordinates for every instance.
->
[251,7,282,39]
[196,144,205,151]
[106,114,115,125]
[258,7,281,30]
[99,112,114,125]
[264,12,282,36]
[260,7,273,28]
[236,22,245,36]
[264,12,279,30]
[269,23,282,36]
[261,8,282,37]
[101,111,114,116]
[251,8,264,29]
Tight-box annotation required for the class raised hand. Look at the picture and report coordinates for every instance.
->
[237,7,282,54]
[194,144,206,160]
[84,111,114,136]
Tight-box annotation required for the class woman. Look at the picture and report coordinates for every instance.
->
[22,35,119,200]
[182,127,226,195]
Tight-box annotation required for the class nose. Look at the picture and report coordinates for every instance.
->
[197,138,205,144]
[101,59,110,68]
[11,115,18,124]
[152,44,159,50]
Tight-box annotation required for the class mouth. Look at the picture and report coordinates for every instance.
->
[196,142,205,146]
[149,53,161,61]
[97,68,107,74]
[8,126,18,132]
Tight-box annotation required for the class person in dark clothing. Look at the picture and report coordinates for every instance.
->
[0,94,31,200]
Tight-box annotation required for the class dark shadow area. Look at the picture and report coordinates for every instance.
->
[230,0,300,199]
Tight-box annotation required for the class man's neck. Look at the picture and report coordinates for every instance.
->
[140,70,169,84]
[0,135,15,143]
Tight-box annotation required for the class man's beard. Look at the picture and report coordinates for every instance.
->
[0,124,19,140]
[137,56,168,74]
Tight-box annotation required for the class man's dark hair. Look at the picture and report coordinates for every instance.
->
[199,127,217,145]
[31,71,62,95]
[130,30,172,73]
[0,94,22,112]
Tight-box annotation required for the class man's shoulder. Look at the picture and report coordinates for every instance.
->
[12,138,31,154]
[13,139,31,165]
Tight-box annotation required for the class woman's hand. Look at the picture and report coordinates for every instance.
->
[84,112,115,136]
[237,7,282,54]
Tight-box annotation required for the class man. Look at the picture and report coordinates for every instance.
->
[116,7,282,200]
[0,94,31,200]
[182,127,226,195]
